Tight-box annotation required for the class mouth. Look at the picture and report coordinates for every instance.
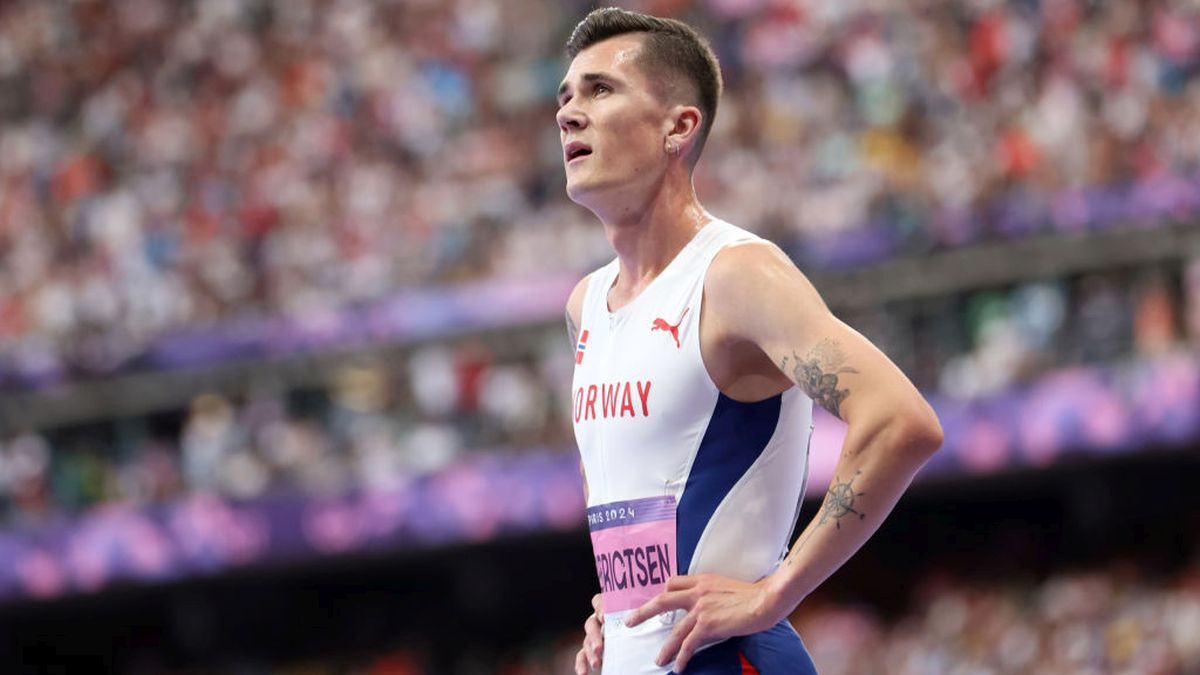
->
[564,142,593,164]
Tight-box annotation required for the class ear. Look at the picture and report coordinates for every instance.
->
[664,104,703,158]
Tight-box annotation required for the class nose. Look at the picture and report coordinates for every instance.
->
[557,101,586,133]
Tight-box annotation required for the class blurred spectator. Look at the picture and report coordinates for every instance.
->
[0,432,53,525]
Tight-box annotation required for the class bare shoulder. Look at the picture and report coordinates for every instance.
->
[704,240,827,336]
[705,239,797,293]
[565,273,591,347]
[566,273,591,325]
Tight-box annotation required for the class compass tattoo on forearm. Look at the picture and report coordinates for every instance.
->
[819,470,866,528]
[780,338,858,419]
[783,470,868,567]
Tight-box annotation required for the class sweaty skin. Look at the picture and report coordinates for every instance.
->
[561,31,942,675]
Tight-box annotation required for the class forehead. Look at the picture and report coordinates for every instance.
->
[562,33,648,86]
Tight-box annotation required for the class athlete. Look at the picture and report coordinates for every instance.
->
[559,8,943,674]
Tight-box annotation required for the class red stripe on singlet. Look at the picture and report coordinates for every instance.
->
[739,652,760,674]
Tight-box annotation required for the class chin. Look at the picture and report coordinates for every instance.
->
[565,178,598,206]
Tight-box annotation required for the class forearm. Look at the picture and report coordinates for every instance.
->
[763,416,938,615]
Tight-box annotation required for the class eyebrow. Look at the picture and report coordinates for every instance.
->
[557,72,617,103]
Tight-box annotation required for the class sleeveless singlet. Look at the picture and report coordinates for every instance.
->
[571,220,818,674]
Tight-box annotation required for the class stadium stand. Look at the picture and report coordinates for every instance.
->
[1,0,1199,673]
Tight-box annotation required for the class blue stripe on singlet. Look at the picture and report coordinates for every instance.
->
[670,395,817,674]
[675,393,781,576]
[668,618,817,674]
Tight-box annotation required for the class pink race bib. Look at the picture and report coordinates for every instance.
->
[587,496,677,613]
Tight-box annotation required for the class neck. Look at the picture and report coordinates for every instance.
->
[592,168,711,292]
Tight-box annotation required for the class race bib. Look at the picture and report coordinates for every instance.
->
[587,495,676,613]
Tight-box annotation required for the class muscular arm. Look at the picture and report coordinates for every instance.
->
[626,243,942,670]
[713,241,943,615]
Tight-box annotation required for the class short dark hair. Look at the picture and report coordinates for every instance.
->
[565,7,723,165]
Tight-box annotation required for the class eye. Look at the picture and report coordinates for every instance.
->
[593,83,611,95]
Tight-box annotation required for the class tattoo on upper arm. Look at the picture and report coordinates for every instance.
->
[780,338,858,419]
[566,310,579,350]
[818,470,866,528]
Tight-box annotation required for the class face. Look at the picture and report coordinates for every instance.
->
[556,34,673,209]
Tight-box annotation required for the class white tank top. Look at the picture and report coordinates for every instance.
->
[571,219,814,674]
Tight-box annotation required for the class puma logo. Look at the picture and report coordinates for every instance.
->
[650,307,689,348]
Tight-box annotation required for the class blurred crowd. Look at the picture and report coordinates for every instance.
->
[0,330,577,526]
[3,0,1200,380]
[795,563,1200,675]
[2,257,1197,527]
[864,259,1200,399]
[4,2,1200,669]
[145,559,1200,674]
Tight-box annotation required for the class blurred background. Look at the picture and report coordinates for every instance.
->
[0,0,1199,672]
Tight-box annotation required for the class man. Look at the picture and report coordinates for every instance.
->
[559,8,942,674]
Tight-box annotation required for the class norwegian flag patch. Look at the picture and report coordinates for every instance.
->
[575,329,590,365]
